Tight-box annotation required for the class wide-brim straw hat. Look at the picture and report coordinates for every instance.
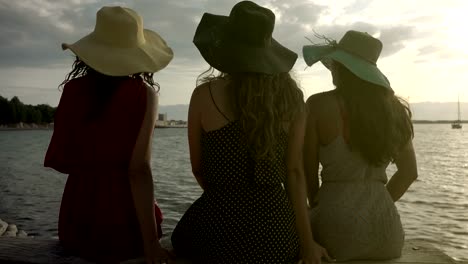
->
[193,1,297,74]
[62,6,173,76]
[302,30,392,90]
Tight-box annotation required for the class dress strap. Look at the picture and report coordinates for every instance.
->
[209,82,230,122]
[336,94,350,143]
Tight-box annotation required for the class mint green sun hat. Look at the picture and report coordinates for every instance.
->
[302,30,392,91]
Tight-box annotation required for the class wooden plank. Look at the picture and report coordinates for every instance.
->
[0,237,461,264]
[0,237,92,264]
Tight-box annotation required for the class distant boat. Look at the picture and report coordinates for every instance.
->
[451,95,462,129]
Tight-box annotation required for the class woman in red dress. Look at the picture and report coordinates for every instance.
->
[44,6,174,263]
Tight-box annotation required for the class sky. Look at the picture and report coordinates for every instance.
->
[0,0,467,107]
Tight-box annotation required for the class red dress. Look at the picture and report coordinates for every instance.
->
[44,75,163,262]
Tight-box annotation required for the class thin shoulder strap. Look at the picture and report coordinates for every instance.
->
[335,93,350,143]
[209,82,230,122]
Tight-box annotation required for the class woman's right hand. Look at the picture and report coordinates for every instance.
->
[301,240,334,264]
[144,242,176,264]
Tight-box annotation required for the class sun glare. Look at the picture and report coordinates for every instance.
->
[442,6,468,54]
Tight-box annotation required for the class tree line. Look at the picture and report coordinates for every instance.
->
[0,95,56,125]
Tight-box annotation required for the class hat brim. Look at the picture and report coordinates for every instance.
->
[193,13,297,74]
[302,45,391,90]
[62,29,173,76]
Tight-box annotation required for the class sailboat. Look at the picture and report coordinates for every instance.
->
[451,95,462,129]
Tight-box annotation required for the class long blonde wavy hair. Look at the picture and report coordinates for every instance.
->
[198,68,305,159]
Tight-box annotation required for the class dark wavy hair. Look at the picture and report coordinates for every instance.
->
[59,57,160,119]
[198,68,305,159]
[59,57,159,91]
[333,62,413,166]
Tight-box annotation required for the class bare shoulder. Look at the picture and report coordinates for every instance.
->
[143,84,157,105]
[191,81,211,102]
[193,81,209,94]
[188,84,206,114]
[306,90,336,113]
[145,84,156,96]
[191,78,228,102]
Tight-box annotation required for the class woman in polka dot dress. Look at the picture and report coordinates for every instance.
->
[171,1,331,263]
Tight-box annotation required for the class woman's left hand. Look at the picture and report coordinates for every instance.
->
[301,241,334,264]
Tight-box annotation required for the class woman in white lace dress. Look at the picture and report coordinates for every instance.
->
[302,30,418,261]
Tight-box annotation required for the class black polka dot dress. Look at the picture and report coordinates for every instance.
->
[172,121,300,264]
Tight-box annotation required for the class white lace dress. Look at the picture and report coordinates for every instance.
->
[310,136,404,261]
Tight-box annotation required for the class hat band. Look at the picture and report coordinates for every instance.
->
[337,43,377,66]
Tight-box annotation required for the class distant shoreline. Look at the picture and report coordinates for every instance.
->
[0,123,53,131]
[412,120,467,124]
[0,124,187,131]
[0,128,53,131]
[155,127,187,129]
[0,121,464,131]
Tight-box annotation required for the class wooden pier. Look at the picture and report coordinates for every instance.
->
[0,237,464,264]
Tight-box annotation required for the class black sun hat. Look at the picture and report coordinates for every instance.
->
[193,1,297,74]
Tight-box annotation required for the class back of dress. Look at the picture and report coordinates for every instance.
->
[44,75,149,262]
[45,75,146,173]
[311,132,405,261]
[172,121,300,263]
[200,121,288,187]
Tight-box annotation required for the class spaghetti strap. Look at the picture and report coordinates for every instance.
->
[335,93,350,143]
[209,82,230,122]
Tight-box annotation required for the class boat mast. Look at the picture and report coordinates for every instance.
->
[458,95,461,122]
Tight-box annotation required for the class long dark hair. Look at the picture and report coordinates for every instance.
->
[59,57,159,91]
[59,57,159,119]
[198,68,305,159]
[333,62,413,166]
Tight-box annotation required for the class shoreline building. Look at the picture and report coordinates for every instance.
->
[156,113,168,127]
[155,113,187,128]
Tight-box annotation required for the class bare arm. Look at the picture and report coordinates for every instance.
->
[286,112,331,264]
[303,99,320,207]
[128,88,170,263]
[386,140,418,201]
[187,86,206,190]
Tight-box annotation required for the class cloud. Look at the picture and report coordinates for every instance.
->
[0,0,329,68]
[378,26,415,57]
[296,21,417,59]
[1,0,465,106]
[0,0,422,69]
[418,45,441,56]
[0,1,98,67]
